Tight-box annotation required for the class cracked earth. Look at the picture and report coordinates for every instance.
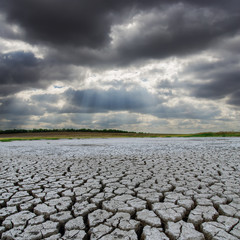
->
[0,137,239,240]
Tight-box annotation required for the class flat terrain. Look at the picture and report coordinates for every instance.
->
[0,138,239,239]
[1,131,240,142]
[0,131,166,141]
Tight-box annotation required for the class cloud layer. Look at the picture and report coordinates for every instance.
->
[0,1,240,132]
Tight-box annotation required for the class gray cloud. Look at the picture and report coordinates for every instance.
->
[0,51,84,97]
[0,0,239,131]
[37,115,69,126]
[1,1,239,66]
[60,88,220,121]
[0,14,22,40]
[183,56,240,106]
[0,0,159,48]
[0,0,112,48]
[62,87,160,113]
[192,72,240,100]
[114,4,240,65]
[151,103,221,120]
[227,91,240,106]
[31,93,60,103]
[0,51,41,84]
[0,95,49,129]
[0,51,45,96]
[44,1,240,67]
[0,87,223,130]
[30,94,60,113]
[0,97,43,116]
[70,113,141,130]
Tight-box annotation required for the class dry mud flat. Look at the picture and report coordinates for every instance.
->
[0,137,239,240]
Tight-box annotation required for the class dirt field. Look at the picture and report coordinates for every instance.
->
[0,137,240,239]
[0,131,172,141]
[1,131,239,141]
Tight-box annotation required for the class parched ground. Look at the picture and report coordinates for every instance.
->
[0,137,239,240]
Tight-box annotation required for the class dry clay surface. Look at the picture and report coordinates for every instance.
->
[0,137,240,240]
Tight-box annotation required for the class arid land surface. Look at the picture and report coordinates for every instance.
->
[0,137,239,239]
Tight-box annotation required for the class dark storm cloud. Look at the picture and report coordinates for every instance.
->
[0,0,239,130]
[0,14,21,40]
[184,57,240,106]
[62,87,160,113]
[0,0,141,48]
[0,0,175,48]
[192,72,240,100]
[115,4,240,64]
[44,1,240,67]
[0,51,44,96]
[0,50,82,97]
[0,97,43,116]
[227,91,240,106]
[1,0,239,66]
[0,51,40,84]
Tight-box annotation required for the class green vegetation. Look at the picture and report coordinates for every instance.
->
[182,131,240,138]
[0,129,239,142]
[0,137,60,142]
[0,128,133,134]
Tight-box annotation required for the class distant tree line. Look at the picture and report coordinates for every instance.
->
[0,128,136,134]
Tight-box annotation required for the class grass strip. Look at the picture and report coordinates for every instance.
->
[0,131,240,142]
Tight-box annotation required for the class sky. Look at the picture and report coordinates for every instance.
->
[0,0,240,133]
